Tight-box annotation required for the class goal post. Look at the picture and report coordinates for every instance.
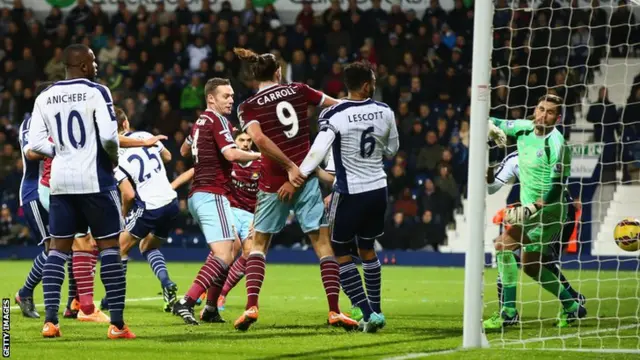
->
[463,0,493,349]
[463,0,640,353]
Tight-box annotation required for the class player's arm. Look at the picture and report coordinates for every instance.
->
[171,168,195,190]
[299,124,336,177]
[316,151,335,187]
[489,117,534,138]
[385,110,400,156]
[27,100,55,158]
[93,86,120,164]
[114,167,135,216]
[119,134,168,148]
[118,178,136,217]
[181,134,193,157]
[487,155,517,195]
[211,114,261,163]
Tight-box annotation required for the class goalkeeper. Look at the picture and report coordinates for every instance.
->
[484,94,587,329]
[486,151,586,315]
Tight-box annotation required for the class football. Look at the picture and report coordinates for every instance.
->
[614,218,640,252]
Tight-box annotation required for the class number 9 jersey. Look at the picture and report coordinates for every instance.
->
[237,82,326,193]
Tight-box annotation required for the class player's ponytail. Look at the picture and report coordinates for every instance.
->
[233,47,260,63]
[234,47,280,82]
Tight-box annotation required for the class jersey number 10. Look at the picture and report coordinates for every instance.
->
[55,110,86,149]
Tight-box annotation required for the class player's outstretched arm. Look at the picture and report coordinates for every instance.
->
[171,168,195,190]
[119,134,168,148]
[299,129,335,177]
[223,148,261,163]
[245,121,305,187]
[490,117,534,138]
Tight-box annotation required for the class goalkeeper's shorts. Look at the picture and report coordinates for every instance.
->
[522,204,566,254]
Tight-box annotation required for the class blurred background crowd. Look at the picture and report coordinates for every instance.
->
[0,0,638,251]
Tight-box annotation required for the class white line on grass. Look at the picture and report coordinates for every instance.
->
[381,349,460,360]
[382,324,640,360]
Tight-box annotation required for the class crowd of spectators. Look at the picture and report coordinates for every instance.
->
[0,0,637,250]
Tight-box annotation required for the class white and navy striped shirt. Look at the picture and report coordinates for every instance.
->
[300,98,399,194]
[488,151,519,195]
[114,131,176,210]
[27,78,119,195]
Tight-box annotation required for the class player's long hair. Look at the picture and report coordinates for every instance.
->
[233,47,280,82]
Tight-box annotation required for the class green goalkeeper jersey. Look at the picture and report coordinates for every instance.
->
[490,118,572,206]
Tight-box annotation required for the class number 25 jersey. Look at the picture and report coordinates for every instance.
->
[238,82,326,193]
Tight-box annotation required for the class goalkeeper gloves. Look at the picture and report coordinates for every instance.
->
[488,120,507,148]
[504,204,540,225]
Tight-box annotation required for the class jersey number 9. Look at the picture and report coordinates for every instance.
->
[276,101,299,138]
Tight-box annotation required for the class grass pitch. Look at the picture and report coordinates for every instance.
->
[1,261,638,359]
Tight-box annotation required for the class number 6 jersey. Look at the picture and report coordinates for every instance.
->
[114,131,176,210]
[302,99,399,194]
[238,82,327,193]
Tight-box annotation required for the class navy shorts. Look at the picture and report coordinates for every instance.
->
[328,187,387,256]
[49,190,123,240]
[126,199,179,240]
[23,199,50,245]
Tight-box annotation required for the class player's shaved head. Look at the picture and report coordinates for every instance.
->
[63,44,90,67]
[62,43,98,81]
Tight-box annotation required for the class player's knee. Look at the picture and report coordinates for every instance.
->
[358,247,376,261]
[50,238,73,252]
[522,262,541,279]
[96,238,120,250]
[331,241,352,258]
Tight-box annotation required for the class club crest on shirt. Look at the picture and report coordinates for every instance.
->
[507,121,515,128]
[231,171,236,177]
[536,149,543,158]
[251,172,260,180]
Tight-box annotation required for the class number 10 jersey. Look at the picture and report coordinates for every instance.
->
[238,82,326,193]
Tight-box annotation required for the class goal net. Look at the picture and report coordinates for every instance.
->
[465,0,640,354]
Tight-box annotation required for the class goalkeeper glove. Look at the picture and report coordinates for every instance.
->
[488,120,507,148]
[504,204,540,225]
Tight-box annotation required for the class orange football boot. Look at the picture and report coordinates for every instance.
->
[328,312,359,331]
[42,322,61,338]
[78,308,111,323]
[107,324,136,339]
[234,306,258,331]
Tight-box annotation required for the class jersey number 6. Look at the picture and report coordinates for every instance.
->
[360,126,375,158]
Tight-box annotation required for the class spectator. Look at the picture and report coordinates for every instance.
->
[44,47,65,81]
[416,131,443,175]
[417,178,453,225]
[417,210,446,251]
[380,212,412,250]
[180,76,204,115]
[435,164,459,211]
[387,164,411,200]
[0,204,28,245]
[394,188,418,217]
